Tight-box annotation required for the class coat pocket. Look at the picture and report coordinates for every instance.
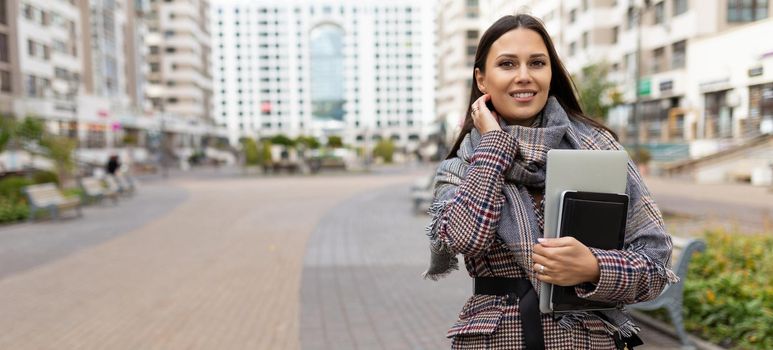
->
[446,295,505,338]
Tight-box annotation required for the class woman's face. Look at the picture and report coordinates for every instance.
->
[475,28,552,126]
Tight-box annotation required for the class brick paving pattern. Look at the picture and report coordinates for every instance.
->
[0,167,720,349]
[300,181,685,350]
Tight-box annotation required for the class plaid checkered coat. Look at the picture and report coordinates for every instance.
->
[432,130,674,349]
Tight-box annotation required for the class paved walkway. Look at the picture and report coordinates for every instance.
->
[0,166,707,349]
[300,179,683,350]
[0,171,419,349]
[645,176,773,234]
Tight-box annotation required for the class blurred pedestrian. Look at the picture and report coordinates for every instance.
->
[106,155,121,175]
[423,14,676,349]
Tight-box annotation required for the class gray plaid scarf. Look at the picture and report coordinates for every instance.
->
[424,97,673,337]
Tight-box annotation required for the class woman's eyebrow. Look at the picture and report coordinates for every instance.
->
[496,53,548,59]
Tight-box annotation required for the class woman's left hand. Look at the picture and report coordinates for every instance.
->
[532,237,600,286]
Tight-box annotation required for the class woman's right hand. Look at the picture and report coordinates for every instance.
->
[471,94,501,134]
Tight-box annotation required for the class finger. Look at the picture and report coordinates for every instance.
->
[533,264,545,275]
[532,252,549,266]
[537,237,576,247]
[535,272,553,283]
[474,95,488,112]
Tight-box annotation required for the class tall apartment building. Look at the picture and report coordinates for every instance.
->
[435,0,481,149]
[12,0,82,136]
[211,0,436,152]
[0,0,20,114]
[124,0,148,113]
[144,0,212,124]
[77,0,132,149]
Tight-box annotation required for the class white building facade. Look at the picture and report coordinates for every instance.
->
[211,0,436,152]
[477,0,772,160]
[14,0,82,135]
[434,0,481,153]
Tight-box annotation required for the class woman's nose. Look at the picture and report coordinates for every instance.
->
[514,65,531,84]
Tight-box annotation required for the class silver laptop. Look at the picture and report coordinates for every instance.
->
[539,149,629,313]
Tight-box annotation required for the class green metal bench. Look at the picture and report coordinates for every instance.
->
[630,236,706,348]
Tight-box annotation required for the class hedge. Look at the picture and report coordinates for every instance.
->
[679,231,773,349]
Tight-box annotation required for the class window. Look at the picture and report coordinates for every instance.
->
[627,7,635,29]
[569,9,577,23]
[728,0,768,22]
[0,0,6,25]
[25,75,48,97]
[652,47,665,73]
[748,83,773,135]
[0,34,7,62]
[673,0,688,16]
[704,90,732,138]
[582,32,588,49]
[654,1,665,24]
[466,30,479,39]
[1,70,11,93]
[671,40,686,69]
[612,26,619,44]
[569,42,576,56]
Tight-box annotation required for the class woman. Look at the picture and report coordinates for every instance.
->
[424,14,677,349]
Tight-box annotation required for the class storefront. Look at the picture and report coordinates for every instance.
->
[703,89,733,139]
[748,82,773,135]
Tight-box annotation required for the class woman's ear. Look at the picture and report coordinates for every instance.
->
[474,68,486,93]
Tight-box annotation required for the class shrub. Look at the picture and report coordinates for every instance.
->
[269,134,295,147]
[373,139,395,163]
[680,231,773,349]
[241,138,260,166]
[0,196,28,223]
[32,170,59,185]
[0,176,33,201]
[327,135,343,148]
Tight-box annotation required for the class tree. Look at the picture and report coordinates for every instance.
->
[295,135,320,150]
[372,139,395,163]
[39,135,76,186]
[16,116,45,148]
[269,134,295,147]
[327,135,343,148]
[240,137,260,166]
[574,63,618,121]
[260,140,273,167]
[0,115,14,154]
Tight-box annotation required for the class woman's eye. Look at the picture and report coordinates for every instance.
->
[499,61,514,67]
[530,60,546,67]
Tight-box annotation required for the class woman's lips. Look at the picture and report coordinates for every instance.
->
[511,93,536,103]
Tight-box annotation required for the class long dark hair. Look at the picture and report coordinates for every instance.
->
[446,14,617,159]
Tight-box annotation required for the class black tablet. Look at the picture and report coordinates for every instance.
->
[550,190,628,313]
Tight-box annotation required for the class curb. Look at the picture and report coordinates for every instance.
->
[631,311,727,350]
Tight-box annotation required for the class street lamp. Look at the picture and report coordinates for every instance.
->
[160,116,168,178]
[631,0,651,159]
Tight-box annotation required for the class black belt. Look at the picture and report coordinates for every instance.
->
[474,277,544,350]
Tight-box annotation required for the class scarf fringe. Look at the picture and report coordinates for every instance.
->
[630,240,680,285]
[421,255,459,280]
[658,265,681,284]
[425,200,450,239]
[557,312,640,338]
[423,200,459,280]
